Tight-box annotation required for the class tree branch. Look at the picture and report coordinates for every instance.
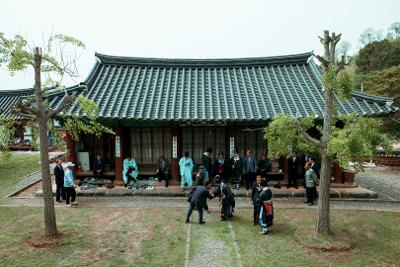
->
[46,92,77,119]
[294,118,322,148]
[13,99,39,116]
[11,110,37,120]
[314,54,329,69]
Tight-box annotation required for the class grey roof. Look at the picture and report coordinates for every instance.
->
[1,52,398,122]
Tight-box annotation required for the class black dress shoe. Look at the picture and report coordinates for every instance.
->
[199,221,206,224]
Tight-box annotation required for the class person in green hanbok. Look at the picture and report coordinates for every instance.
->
[123,156,139,187]
[179,151,194,191]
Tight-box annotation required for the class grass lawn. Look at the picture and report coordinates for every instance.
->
[0,154,40,198]
[0,205,399,267]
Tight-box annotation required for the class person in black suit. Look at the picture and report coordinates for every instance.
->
[93,154,105,179]
[287,150,301,189]
[54,159,65,203]
[186,180,214,224]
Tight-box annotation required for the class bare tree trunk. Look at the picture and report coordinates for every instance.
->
[317,84,334,235]
[316,153,332,235]
[34,47,57,236]
[315,30,339,235]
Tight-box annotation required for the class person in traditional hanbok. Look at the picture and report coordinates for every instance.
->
[213,151,227,182]
[213,175,235,221]
[123,156,138,187]
[179,151,194,191]
[252,175,263,225]
[258,183,274,235]
[229,149,242,190]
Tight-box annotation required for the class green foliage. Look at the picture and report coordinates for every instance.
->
[355,39,400,74]
[0,33,32,74]
[327,116,391,169]
[64,96,114,141]
[0,114,15,165]
[364,65,400,105]
[322,64,353,99]
[264,114,318,159]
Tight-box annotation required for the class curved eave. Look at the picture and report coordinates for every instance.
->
[95,52,314,67]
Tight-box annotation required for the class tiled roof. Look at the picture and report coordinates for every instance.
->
[0,86,82,119]
[1,52,398,122]
[67,52,397,121]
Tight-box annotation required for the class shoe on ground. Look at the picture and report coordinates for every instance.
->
[199,221,206,224]
[185,220,190,224]
[71,202,78,205]
[66,204,72,207]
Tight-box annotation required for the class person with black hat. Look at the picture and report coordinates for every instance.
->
[213,151,227,182]
[229,149,242,190]
[213,175,235,221]
[251,175,263,225]
[257,182,274,235]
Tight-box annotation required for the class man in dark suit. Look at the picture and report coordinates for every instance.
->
[54,159,65,203]
[243,150,257,190]
[186,180,214,224]
[287,150,301,189]
[93,154,105,179]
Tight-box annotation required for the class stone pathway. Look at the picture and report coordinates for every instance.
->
[356,166,400,201]
[4,196,400,212]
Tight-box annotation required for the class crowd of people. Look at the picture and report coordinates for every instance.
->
[54,148,320,234]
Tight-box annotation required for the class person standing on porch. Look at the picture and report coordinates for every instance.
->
[64,162,78,206]
[93,154,105,180]
[54,159,65,203]
[243,150,257,190]
[179,151,194,191]
[288,150,300,189]
[157,155,171,187]
[213,151,227,182]
[201,148,213,181]
[229,149,242,190]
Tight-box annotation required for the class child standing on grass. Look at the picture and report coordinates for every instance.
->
[64,162,78,207]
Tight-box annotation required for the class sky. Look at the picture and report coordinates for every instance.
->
[0,0,399,90]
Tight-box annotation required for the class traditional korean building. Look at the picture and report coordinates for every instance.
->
[1,52,397,184]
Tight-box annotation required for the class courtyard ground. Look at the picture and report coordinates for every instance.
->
[1,155,399,266]
[0,202,399,267]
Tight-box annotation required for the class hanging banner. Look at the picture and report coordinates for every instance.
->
[115,136,121,158]
[229,137,235,157]
[172,136,178,158]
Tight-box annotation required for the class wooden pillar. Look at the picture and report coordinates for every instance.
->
[114,125,124,186]
[283,157,289,184]
[171,127,180,184]
[332,163,343,183]
[226,126,236,158]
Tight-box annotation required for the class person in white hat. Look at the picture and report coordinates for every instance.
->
[64,162,78,206]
